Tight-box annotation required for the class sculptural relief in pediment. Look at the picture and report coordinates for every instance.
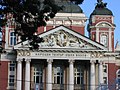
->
[39,30,95,49]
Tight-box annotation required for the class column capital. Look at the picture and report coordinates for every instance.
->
[69,59,74,64]
[99,60,103,65]
[47,59,53,64]
[90,60,96,64]
[17,58,23,63]
[25,58,31,63]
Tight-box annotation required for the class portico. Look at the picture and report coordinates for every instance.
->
[16,49,105,90]
[14,25,107,90]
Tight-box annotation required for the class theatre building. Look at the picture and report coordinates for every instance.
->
[0,0,120,90]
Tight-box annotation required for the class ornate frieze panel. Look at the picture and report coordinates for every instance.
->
[17,50,30,56]
[39,30,97,49]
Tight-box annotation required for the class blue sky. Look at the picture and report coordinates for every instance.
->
[80,0,120,45]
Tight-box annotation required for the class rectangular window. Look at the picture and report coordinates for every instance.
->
[9,75,14,86]
[53,66,63,84]
[103,65,107,73]
[74,66,84,84]
[103,77,107,84]
[10,32,16,46]
[9,61,16,71]
[34,66,43,84]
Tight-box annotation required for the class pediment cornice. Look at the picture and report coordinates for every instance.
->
[14,25,107,51]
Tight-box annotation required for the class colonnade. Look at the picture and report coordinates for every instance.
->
[16,58,104,90]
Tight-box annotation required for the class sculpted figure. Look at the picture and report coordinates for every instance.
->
[97,0,102,3]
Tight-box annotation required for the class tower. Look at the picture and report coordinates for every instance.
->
[88,0,115,51]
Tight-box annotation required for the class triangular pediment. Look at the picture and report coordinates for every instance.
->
[14,25,107,51]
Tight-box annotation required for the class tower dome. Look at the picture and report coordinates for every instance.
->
[90,0,113,16]
[55,1,83,13]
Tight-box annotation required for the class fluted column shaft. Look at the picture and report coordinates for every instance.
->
[69,60,74,90]
[17,58,22,90]
[25,58,31,90]
[99,61,103,89]
[90,60,96,90]
[47,59,53,90]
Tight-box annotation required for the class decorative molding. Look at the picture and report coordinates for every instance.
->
[91,52,103,58]
[90,60,96,64]
[17,50,30,56]
[17,58,23,63]
[99,60,103,65]
[25,58,31,63]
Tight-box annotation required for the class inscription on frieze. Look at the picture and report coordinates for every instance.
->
[33,52,90,58]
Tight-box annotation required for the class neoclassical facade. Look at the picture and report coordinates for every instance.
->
[0,0,120,90]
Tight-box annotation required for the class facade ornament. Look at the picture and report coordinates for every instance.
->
[47,59,53,64]
[99,60,103,65]
[91,52,103,58]
[69,59,74,64]
[17,58,23,63]
[17,50,31,56]
[39,30,88,48]
[90,60,96,64]
[25,58,31,63]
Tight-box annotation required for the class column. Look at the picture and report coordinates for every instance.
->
[47,59,53,90]
[90,60,96,90]
[99,60,103,89]
[17,58,23,90]
[25,58,31,90]
[69,59,74,90]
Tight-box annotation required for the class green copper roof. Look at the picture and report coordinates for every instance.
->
[91,7,113,15]
[57,1,83,13]
[90,1,113,16]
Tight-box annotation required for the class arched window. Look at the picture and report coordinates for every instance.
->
[100,34,108,47]
[116,69,120,80]
[116,69,120,89]
[10,32,16,46]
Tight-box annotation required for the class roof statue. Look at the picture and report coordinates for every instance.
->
[89,0,113,20]
[97,0,102,3]
[96,0,107,8]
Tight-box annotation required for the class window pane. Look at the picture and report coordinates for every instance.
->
[77,77,80,84]
[118,79,120,84]
[81,77,84,84]
[9,83,14,86]
[10,32,16,45]
[9,75,14,86]
[54,77,56,83]
[54,66,63,84]
[14,37,16,45]
[57,76,60,84]
[33,65,43,84]
[61,77,63,84]
[36,76,39,83]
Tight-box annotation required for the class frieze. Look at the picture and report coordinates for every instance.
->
[31,52,91,59]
